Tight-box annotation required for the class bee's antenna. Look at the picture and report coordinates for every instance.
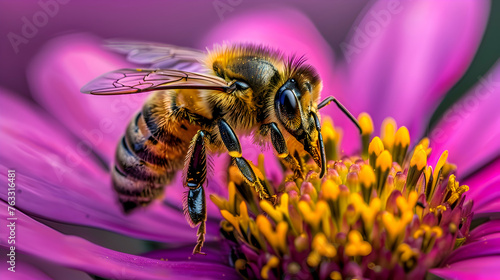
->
[318,96,362,134]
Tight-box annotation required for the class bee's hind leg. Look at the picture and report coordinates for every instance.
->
[259,123,304,181]
[217,119,276,204]
[183,130,209,255]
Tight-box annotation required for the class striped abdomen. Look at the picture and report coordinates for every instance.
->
[112,91,201,212]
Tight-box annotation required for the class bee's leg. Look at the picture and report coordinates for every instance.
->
[259,123,304,180]
[217,119,276,204]
[183,130,209,255]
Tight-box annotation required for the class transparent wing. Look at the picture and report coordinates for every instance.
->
[81,68,230,95]
[106,40,207,72]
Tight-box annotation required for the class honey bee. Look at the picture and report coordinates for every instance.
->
[81,41,361,254]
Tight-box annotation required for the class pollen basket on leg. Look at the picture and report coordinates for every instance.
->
[212,114,473,279]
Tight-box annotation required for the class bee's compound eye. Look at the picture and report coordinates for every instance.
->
[234,81,250,90]
[279,89,298,119]
[290,78,296,83]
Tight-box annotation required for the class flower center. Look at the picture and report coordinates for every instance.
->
[210,114,472,279]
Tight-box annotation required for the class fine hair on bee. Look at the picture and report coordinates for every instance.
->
[81,41,362,254]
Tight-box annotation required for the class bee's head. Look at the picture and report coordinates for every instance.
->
[274,66,326,177]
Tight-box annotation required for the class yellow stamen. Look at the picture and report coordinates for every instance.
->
[359,165,376,188]
[239,201,250,233]
[433,150,448,184]
[382,211,413,248]
[368,136,384,155]
[221,210,242,235]
[345,230,372,256]
[323,117,340,161]
[392,126,410,165]
[312,233,337,258]
[298,200,328,231]
[376,150,392,172]
[256,216,288,254]
[381,118,397,152]
[350,193,380,233]
[417,137,432,156]
[330,271,342,280]
[322,117,336,141]
[260,255,280,279]
[358,113,374,136]
[260,200,283,222]
[321,180,340,201]
[394,127,410,148]
[358,112,374,159]
[410,145,427,170]
[358,164,376,203]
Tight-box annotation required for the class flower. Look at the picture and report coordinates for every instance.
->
[1,1,499,279]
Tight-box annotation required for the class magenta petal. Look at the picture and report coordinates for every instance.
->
[0,257,53,280]
[430,256,500,280]
[0,202,239,280]
[461,156,500,214]
[27,33,144,163]
[343,0,489,143]
[468,220,500,242]
[430,61,500,176]
[442,236,500,265]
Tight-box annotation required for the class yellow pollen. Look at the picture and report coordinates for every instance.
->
[410,145,427,170]
[260,255,280,279]
[345,230,372,256]
[321,180,340,200]
[368,136,384,156]
[381,118,396,150]
[358,113,374,135]
[359,165,376,188]
[376,150,393,172]
[256,215,288,254]
[394,126,410,148]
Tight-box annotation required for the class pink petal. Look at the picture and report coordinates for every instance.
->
[430,256,500,280]
[0,201,238,280]
[341,0,489,150]
[468,220,500,243]
[429,61,500,175]
[442,237,500,265]
[0,90,221,244]
[462,156,500,214]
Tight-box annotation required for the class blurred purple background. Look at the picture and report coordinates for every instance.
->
[0,0,369,101]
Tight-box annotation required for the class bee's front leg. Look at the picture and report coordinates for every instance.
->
[217,119,276,204]
[183,130,209,255]
[259,123,304,181]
